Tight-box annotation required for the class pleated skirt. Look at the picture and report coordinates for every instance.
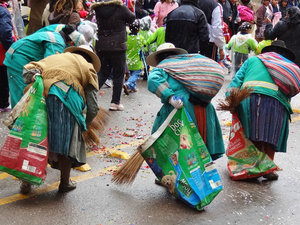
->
[238,93,289,152]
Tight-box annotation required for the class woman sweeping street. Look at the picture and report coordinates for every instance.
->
[226,40,300,180]
[146,43,225,160]
[20,45,103,194]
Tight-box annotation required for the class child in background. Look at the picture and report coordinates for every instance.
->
[226,22,259,74]
[257,26,274,53]
[123,19,146,95]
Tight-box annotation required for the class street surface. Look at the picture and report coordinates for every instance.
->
[1,74,300,225]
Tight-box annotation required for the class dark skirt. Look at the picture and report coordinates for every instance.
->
[238,93,289,152]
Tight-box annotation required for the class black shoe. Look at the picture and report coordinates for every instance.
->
[123,84,130,95]
[58,180,77,193]
[263,171,279,181]
[154,179,162,186]
[20,181,32,195]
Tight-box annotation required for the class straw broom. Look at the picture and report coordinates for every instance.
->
[82,107,110,146]
[111,145,144,185]
[217,87,253,112]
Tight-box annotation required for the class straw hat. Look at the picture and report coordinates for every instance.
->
[261,40,295,61]
[64,45,101,72]
[146,43,188,67]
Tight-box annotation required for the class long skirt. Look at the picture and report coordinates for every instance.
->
[46,95,85,168]
[237,93,289,152]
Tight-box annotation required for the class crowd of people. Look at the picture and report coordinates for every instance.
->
[0,0,300,196]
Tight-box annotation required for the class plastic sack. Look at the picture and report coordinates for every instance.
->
[227,114,277,180]
[0,76,49,185]
[138,108,222,210]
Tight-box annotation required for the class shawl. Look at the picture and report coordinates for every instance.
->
[157,54,224,102]
[24,52,99,100]
[257,52,300,97]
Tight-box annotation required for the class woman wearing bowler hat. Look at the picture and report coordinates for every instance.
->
[226,40,300,180]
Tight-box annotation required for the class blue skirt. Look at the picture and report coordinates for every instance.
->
[237,93,289,152]
[46,95,75,156]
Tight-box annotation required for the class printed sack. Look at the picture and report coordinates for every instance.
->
[0,76,48,185]
[227,114,277,180]
[138,108,222,210]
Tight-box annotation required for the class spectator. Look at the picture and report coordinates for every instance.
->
[198,0,225,61]
[123,20,146,94]
[91,0,135,111]
[264,6,300,67]
[153,0,178,27]
[279,0,288,18]
[255,0,273,42]
[27,0,49,35]
[165,0,209,53]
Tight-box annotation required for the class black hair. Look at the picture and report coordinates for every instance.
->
[73,50,93,63]
[156,51,176,63]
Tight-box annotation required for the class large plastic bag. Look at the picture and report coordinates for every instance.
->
[227,114,277,180]
[0,76,49,185]
[138,107,222,210]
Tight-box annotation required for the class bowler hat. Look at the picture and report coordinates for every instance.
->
[261,40,295,61]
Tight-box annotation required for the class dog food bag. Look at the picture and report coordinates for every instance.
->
[138,108,222,210]
[227,114,277,180]
[0,76,49,185]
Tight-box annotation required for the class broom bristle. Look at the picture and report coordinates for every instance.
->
[82,107,110,146]
[218,87,253,113]
[111,151,144,185]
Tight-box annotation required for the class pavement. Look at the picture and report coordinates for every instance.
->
[1,72,300,224]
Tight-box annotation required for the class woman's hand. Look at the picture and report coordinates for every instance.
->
[169,96,183,109]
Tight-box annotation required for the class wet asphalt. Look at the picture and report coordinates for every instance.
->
[0,74,300,225]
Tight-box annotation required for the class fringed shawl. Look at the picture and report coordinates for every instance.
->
[24,52,99,100]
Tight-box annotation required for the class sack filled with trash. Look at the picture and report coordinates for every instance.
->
[138,107,223,210]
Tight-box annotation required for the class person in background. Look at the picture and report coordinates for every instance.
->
[153,0,178,28]
[20,45,100,194]
[135,0,149,19]
[198,0,225,61]
[229,0,239,35]
[91,0,135,111]
[3,25,86,108]
[271,0,282,26]
[165,0,209,54]
[287,0,299,8]
[145,22,166,49]
[146,43,225,160]
[123,20,146,94]
[218,0,233,28]
[264,6,300,67]
[226,22,259,74]
[279,0,288,18]
[255,0,272,42]
[0,0,15,111]
[144,0,157,10]
[26,0,49,35]
[49,0,81,26]
[257,26,274,53]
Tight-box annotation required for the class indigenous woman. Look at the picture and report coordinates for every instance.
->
[146,43,225,160]
[226,40,299,180]
[20,45,102,193]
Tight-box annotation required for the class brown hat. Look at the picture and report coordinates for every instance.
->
[261,40,295,61]
[146,43,188,67]
[64,45,101,72]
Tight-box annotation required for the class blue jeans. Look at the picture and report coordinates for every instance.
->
[125,69,142,90]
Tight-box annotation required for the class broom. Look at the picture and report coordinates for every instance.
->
[217,87,253,113]
[111,145,145,185]
[82,106,110,146]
